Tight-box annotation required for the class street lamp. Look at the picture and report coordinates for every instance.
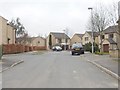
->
[88,7,94,53]
[63,30,66,50]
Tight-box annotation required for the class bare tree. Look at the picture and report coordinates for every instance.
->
[118,2,120,34]
[87,4,110,52]
[108,2,118,25]
[87,2,119,52]
[108,2,120,35]
[9,17,26,38]
[38,33,43,37]
[44,34,47,38]
[49,34,52,49]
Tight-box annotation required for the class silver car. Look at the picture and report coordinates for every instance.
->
[52,46,62,51]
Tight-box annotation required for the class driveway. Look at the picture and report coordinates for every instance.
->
[2,51,118,88]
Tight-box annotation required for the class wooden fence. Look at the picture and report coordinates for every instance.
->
[2,44,46,54]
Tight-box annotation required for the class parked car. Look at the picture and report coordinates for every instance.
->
[71,43,84,55]
[52,46,62,51]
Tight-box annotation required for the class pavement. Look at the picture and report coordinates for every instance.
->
[0,54,24,73]
[83,52,120,80]
[0,51,47,72]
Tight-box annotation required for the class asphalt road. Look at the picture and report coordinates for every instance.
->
[2,51,118,88]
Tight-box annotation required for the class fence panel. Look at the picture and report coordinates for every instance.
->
[2,44,46,54]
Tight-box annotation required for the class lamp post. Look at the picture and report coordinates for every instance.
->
[88,7,94,53]
[118,2,120,58]
[118,2,120,34]
[63,30,66,50]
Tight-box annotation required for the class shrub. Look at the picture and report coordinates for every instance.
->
[95,51,103,55]
[83,42,91,51]
[83,42,99,53]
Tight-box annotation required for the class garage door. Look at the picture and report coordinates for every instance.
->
[103,44,109,52]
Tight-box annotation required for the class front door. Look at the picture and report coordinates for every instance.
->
[103,44,109,52]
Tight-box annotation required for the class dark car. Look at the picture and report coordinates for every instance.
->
[71,43,84,55]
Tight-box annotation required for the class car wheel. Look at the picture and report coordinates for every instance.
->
[78,53,80,55]
[72,52,74,55]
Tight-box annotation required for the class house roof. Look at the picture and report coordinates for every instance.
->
[16,37,32,43]
[0,16,8,21]
[86,31,99,37]
[50,32,70,39]
[117,19,119,23]
[75,34,84,38]
[103,25,118,34]
[107,38,117,44]
[16,36,45,43]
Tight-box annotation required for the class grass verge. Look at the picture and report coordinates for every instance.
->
[95,51,109,55]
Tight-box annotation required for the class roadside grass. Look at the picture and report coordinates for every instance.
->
[112,58,120,62]
[95,51,109,55]
[118,60,120,62]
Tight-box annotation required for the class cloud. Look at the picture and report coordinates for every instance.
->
[0,0,119,37]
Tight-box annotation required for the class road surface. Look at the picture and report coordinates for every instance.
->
[2,51,118,88]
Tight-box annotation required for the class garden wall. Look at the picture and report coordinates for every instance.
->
[3,44,46,54]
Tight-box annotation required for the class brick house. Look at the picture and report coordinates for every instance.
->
[46,32,70,50]
[16,36,46,47]
[98,25,120,58]
[82,31,99,45]
[0,16,15,45]
[117,1,120,58]
[71,34,84,46]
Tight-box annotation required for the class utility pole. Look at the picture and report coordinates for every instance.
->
[118,1,120,58]
[63,30,66,50]
[88,7,94,53]
[118,2,120,34]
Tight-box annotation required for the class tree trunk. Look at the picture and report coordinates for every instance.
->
[49,35,52,49]
[100,34,103,53]
[15,30,17,43]
[119,18,120,34]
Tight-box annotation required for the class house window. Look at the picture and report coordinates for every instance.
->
[81,38,83,40]
[65,39,68,43]
[101,35,104,39]
[7,38,10,44]
[38,41,40,43]
[58,39,62,43]
[29,40,32,43]
[85,37,88,41]
[109,34,114,38]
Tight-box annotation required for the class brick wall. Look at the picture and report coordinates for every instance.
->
[3,44,46,54]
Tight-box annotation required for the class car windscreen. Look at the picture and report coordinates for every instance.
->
[72,44,82,49]
[56,46,61,49]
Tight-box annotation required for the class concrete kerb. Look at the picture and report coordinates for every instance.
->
[10,60,24,67]
[86,59,120,81]
[0,60,24,73]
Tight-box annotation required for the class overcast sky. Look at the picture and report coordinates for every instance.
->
[0,0,119,37]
